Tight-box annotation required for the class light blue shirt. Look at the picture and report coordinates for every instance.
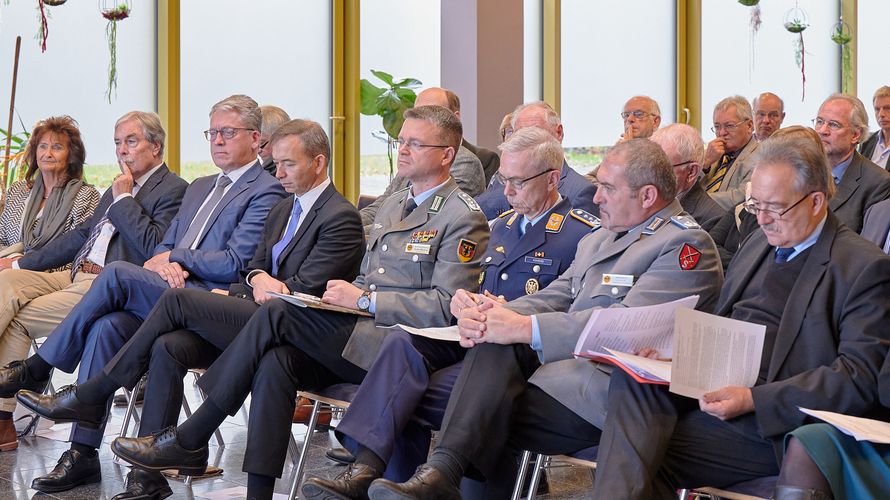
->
[779,214,826,262]
[832,153,854,185]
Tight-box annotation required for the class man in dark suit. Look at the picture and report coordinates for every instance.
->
[258,105,290,175]
[475,101,598,220]
[862,197,890,250]
[18,118,365,498]
[651,124,725,232]
[859,86,890,170]
[0,111,187,449]
[817,93,890,234]
[591,135,890,499]
[0,95,286,493]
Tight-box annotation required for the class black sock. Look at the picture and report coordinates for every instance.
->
[24,354,51,381]
[70,442,98,457]
[0,411,12,420]
[426,446,467,486]
[75,373,120,405]
[247,473,275,500]
[355,446,385,473]
[177,399,227,450]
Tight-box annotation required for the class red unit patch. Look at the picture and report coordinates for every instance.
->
[678,243,701,270]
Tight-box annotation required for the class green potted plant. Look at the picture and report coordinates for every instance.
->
[360,70,421,179]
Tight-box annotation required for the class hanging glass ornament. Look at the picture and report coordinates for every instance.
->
[831,16,852,92]
[100,0,131,103]
[784,4,809,101]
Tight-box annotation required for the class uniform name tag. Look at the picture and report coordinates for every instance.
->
[601,274,634,287]
[405,243,431,255]
[524,256,552,266]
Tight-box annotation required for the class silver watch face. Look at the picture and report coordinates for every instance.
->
[357,295,371,310]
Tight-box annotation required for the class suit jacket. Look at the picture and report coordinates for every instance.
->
[18,164,188,271]
[360,145,486,230]
[476,161,599,219]
[463,139,500,186]
[860,131,889,169]
[721,213,890,441]
[679,182,725,232]
[161,161,287,290]
[861,197,890,249]
[342,178,490,370]
[704,138,759,210]
[517,200,725,425]
[229,183,365,298]
[829,151,890,234]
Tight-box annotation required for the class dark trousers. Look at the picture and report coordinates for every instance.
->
[196,300,365,477]
[592,370,779,500]
[335,332,465,478]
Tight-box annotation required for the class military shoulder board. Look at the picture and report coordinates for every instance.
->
[670,214,701,230]
[498,209,516,218]
[457,192,481,211]
[570,209,601,230]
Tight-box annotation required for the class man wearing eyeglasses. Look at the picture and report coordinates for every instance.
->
[258,104,291,175]
[815,93,890,234]
[752,92,786,142]
[369,139,723,500]
[591,134,890,500]
[0,94,286,493]
[701,95,759,210]
[617,95,662,142]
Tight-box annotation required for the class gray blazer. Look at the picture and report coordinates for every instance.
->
[514,199,725,426]
[706,139,759,210]
[860,197,890,249]
[829,151,890,234]
[342,178,490,370]
[360,145,486,231]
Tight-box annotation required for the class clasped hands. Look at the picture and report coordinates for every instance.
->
[143,251,189,288]
[451,289,531,348]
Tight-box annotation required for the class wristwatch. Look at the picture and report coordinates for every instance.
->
[357,290,372,311]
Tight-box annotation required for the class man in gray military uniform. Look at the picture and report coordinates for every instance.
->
[369,138,725,499]
[107,105,490,500]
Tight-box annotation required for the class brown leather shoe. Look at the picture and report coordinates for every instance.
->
[0,418,17,452]
[293,396,332,430]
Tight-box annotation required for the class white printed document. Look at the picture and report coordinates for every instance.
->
[384,324,461,342]
[799,407,890,444]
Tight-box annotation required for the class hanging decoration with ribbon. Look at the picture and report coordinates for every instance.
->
[831,16,853,93]
[100,1,131,103]
[36,0,67,52]
[784,3,809,101]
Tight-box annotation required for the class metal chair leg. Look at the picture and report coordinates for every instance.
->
[527,454,546,499]
[289,400,323,500]
[511,450,533,500]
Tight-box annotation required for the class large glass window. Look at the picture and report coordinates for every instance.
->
[523,0,542,103]
[857,1,890,137]
[560,0,676,174]
[702,1,839,135]
[0,2,156,188]
[181,1,331,182]
[359,0,441,196]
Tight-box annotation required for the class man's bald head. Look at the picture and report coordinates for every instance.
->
[415,88,461,117]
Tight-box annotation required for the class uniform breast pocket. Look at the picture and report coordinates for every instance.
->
[398,244,439,288]
[588,283,629,304]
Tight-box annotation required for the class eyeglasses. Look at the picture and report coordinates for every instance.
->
[743,192,814,219]
[812,118,845,131]
[259,140,270,150]
[672,160,695,168]
[494,169,557,190]
[621,110,655,120]
[394,139,450,152]
[204,127,255,141]
[711,121,745,133]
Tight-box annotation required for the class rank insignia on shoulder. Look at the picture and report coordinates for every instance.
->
[642,216,666,235]
[457,239,478,262]
[678,243,702,270]
[496,246,506,254]
[457,192,481,211]
[570,209,601,230]
[498,209,515,218]
[428,195,445,214]
[545,213,565,233]
[506,212,519,226]
[670,214,701,230]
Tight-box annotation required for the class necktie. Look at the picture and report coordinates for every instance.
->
[775,247,794,263]
[402,198,418,220]
[70,214,109,278]
[271,199,303,276]
[833,175,840,185]
[178,175,232,249]
[706,154,732,193]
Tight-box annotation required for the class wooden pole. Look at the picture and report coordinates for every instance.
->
[3,36,22,189]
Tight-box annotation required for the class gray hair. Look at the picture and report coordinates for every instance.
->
[115,111,166,156]
[498,126,564,173]
[650,124,703,165]
[714,95,753,122]
[260,105,291,138]
[210,94,262,132]
[753,135,835,200]
[510,101,562,132]
[269,119,331,163]
[403,105,463,151]
[873,86,890,102]
[626,95,661,117]
[825,93,870,141]
[608,138,677,200]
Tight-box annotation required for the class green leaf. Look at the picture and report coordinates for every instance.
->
[381,102,412,139]
[394,87,417,106]
[371,69,394,86]
[360,79,386,115]
[376,90,403,113]
[394,78,422,88]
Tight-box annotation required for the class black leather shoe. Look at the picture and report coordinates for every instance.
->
[112,468,173,500]
[302,463,381,500]
[16,384,107,428]
[113,384,146,407]
[0,360,49,398]
[326,447,356,465]
[111,426,208,476]
[367,465,460,500]
[31,449,101,493]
